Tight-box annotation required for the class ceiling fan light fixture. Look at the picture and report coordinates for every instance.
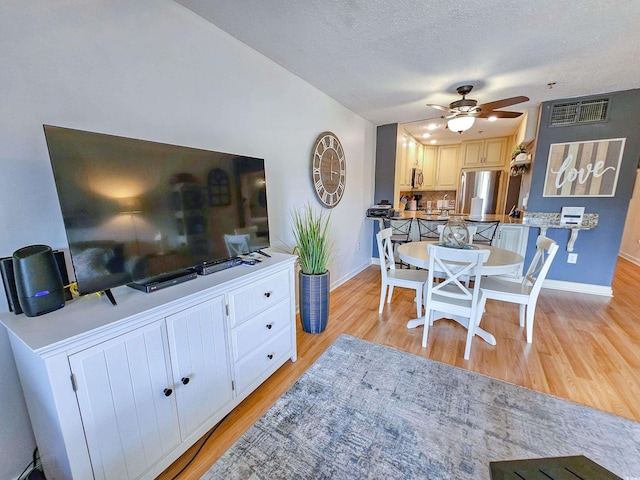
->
[488,115,498,122]
[447,116,475,133]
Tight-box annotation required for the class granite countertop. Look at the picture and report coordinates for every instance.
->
[522,212,598,229]
[387,211,525,225]
[371,210,598,230]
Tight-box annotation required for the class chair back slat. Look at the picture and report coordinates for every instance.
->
[426,245,487,303]
[523,235,559,295]
[376,228,396,280]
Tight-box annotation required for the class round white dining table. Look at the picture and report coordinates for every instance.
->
[397,240,524,345]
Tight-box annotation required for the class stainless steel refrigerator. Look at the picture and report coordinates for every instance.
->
[457,170,503,215]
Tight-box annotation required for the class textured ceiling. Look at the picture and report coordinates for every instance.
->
[176,0,640,144]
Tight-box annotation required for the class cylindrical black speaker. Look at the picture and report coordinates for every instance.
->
[13,245,65,317]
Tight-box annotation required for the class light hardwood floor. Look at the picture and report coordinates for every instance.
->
[159,257,640,479]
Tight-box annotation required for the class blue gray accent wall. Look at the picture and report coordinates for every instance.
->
[526,88,640,287]
[372,123,399,257]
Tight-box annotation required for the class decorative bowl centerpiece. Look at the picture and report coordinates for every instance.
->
[441,217,470,248]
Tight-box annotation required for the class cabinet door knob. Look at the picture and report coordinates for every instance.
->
[266,323,273,330]
[264,291,272,298]
[267,353,274,360]
[163,388,173,397]
[181,377,190,385]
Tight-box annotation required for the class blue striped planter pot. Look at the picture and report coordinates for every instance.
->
[299,271,330,334]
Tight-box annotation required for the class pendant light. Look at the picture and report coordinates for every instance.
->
[447,116,475,133]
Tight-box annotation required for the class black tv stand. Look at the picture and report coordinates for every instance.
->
[103,289,117,306]
[127,268,198,293]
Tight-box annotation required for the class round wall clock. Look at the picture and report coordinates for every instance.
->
[311,131,346,208]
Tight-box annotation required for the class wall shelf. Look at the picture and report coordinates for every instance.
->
[523,212,599,252]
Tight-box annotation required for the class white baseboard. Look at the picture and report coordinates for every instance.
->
[331,261,373,290]
[541,279,612,297]
[618,252,640,267]
[371,257,613,297]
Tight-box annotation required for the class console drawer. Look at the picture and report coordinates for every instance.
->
[228,269,291,327]
[234,328,292,395]
[231,300,290,361]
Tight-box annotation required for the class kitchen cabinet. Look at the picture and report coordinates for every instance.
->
[422,146,437,189]
[434,145,460,190]
[397,133,422,189]
[1,253,296,480]
[397,134,410,188]
[493,224,529,278]
[462,137,508,168]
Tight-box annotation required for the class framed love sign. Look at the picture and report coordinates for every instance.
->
[543,138,625,197]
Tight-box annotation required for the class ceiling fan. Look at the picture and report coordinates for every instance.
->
[426,85,529,133]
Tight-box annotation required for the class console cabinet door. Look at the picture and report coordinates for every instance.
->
[69,321,181,480]
[166,296,233,439]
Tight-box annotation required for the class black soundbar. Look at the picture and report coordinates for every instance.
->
[127,268,198,293]
[194,256,242,275]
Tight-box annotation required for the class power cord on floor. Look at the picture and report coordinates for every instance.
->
[171,412,230,480]
[17,447,45,480]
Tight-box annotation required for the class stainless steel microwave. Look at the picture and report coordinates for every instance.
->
[411,168,423,188]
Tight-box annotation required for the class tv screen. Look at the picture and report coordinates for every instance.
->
[44,125,269,295]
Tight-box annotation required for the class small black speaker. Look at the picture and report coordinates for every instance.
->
[12,245,66,317]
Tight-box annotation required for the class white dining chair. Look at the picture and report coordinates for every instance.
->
[376,228,428,317]
[477,235,559,343]
[422,244,487,360]
[383,218,414,268]
[224,233,251,256]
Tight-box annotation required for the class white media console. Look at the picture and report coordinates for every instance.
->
[1,252,297,480]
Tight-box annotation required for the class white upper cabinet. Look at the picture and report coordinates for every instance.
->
[462,137,508,168]
[396,132,425,190]
[422,146,437,189]
[435,145,460,190]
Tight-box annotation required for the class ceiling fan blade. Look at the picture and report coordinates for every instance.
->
[476,96,529,112]
[476,110,523,119]
[426,103,455,113]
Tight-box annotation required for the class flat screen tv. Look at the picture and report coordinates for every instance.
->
[44,125,269,295]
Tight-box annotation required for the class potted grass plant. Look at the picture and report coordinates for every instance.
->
[291,203,332,334]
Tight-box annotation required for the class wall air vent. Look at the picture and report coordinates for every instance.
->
[549,98,609,126]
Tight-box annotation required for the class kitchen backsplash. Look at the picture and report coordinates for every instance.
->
[400,190,456,210]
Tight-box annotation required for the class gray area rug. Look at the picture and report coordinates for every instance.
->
[203,334,640,479]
